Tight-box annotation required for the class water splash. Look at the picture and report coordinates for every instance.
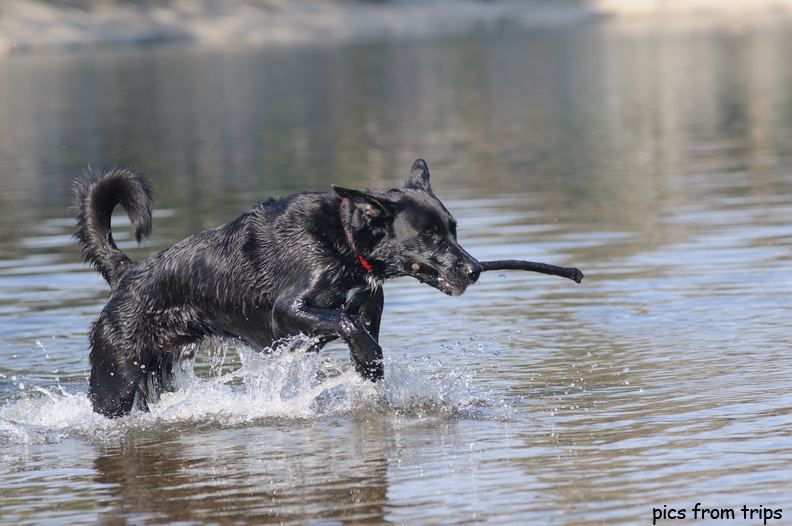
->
[0,386,110,444]
[0,340,496,444]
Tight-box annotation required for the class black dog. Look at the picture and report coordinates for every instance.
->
[74,160,484,417]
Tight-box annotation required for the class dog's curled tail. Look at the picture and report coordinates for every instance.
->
[73,167,153,287]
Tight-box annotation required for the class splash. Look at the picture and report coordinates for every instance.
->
[0,340,493,444]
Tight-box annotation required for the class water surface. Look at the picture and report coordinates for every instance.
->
[2,19,792,525]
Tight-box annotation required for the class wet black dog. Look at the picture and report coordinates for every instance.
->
[74,160,482,417]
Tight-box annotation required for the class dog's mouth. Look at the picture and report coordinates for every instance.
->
[407,262,467,297]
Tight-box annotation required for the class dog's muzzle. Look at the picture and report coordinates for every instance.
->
[408,260,482,296]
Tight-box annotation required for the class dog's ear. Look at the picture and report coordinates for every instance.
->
[404,159,432,193]
[332,186,391,219]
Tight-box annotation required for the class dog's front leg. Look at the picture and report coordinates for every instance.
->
[273,296,384,381]
[357,286,384,342]
[341,315,384,381]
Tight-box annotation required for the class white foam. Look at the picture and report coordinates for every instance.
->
[0,343,491,443]
[0,386,111,443]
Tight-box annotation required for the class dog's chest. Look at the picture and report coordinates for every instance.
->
[344,285,367,304]
[344,284,376,311]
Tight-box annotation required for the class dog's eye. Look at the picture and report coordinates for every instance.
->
[423,226,440,239]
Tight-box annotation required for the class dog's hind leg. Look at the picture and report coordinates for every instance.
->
[148,343,197,393]
[132,352,179,412]
[88,337,145,418]
[88,312,160,417]
[132,353,175,411]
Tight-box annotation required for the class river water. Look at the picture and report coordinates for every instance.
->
[1,17,792,525]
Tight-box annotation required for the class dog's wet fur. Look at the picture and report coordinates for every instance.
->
[74,160,483,417]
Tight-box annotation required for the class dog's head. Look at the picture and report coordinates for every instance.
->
[333,160,482,296]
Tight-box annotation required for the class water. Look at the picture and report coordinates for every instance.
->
[2,17,792,525]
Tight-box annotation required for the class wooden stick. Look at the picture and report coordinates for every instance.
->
[479,260,584,283]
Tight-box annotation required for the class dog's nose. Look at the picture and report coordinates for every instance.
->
[466,261,483,283]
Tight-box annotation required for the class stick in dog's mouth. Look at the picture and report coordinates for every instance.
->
[479,260,584,283]
[407,259,583,295]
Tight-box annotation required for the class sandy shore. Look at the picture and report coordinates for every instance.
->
[0,0,600,55]
[1,0,791,55]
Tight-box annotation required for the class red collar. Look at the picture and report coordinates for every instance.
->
[339,198,376,277]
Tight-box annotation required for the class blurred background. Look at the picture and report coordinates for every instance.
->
[2,0,791,255]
